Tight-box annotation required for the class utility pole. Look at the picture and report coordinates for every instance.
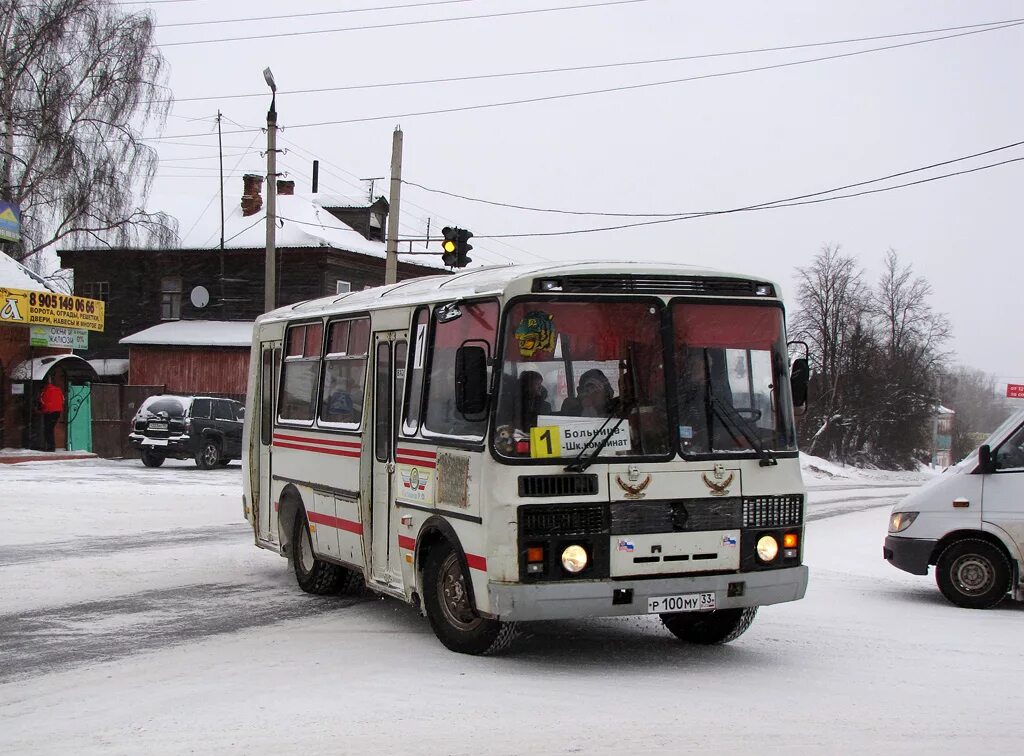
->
[385,126,403,286]
[217,110,225,312]
[263,68,278,312]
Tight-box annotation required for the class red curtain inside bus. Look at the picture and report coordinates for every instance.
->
[672,303,781,350]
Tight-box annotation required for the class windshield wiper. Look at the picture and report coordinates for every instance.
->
[564,400,634,473]
[707,390,777,467]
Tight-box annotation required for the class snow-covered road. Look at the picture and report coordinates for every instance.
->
[1,458,1020,755]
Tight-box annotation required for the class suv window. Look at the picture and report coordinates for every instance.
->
[213,400,235,421]
[191,398,212,419]
[139,396,188,418]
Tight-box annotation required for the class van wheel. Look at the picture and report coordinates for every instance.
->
[195,439,220,469]
[423,541,517,655]
[935,539,1010,609]
[140,450,165,468]
[292,511,362,595]
[660,607,758,645]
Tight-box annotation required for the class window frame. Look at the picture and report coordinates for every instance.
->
[317,315,371,431]
[401,306,431,438]
[160,276,183,321]
[277,320,325,426]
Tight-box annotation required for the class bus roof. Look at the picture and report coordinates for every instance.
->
[257,260,782,324]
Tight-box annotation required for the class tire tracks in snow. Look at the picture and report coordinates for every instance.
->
[0,583,366,684]
[0,523,252,566]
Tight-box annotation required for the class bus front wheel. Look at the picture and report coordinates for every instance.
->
[422,542,517,655]
[660,606,758,645]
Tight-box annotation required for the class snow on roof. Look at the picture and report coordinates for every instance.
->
[180,192,440,269]
[274,260,760,322]
[120,320,253,347]
[0,253,56,292]
[88,359,130,377]
[10,354,97,381]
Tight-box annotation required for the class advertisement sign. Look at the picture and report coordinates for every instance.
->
[0,201,20,242]
[1008,384,1024,399]
[29,325,89,350]
[0,287,104,332]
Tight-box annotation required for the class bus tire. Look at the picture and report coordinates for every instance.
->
[935,538,1010,609]
[423,541,517,655]
[140,450,164,468]
[292,510,346,595]
[195,438,220,470]
[660,606,758,645]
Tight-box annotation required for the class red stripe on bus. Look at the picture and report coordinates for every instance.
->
[465,553,487,572]
[307,511,363,535]
[398,535,416,551]
[273,433,361,450]
[395,457,436,469]
[395,447,436,459]
[273,441,360,458]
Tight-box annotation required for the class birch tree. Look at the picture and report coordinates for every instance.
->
[0,0,176,264]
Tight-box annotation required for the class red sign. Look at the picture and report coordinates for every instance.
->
[1008,384,1024,399]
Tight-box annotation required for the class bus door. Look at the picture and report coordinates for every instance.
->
[257,341,281,541]
[370,333,408,585]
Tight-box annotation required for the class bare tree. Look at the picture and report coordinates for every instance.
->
[790,244,869,456]
[0,0,176,264]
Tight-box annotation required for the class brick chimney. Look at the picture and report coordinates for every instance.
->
[277,180,295,196]
[241,174,264,217]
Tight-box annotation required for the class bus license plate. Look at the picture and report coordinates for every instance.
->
[648,592,716,614]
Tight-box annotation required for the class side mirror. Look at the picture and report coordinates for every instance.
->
[790,357,810,408]
[978,444,995,474]
[455,345,488,416]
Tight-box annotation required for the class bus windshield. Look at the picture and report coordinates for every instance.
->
[493,298,797,461]
[672,302,796,456]
[494,300,670,459]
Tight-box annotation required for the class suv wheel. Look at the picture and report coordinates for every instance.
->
[141,450,165,468]
[195,438,220,469]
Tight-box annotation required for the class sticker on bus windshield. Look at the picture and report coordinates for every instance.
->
[530,417,631,458]
[514,311,556,358]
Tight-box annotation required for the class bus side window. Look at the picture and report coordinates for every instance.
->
[279,322,323,423]
[401,307,429,436]
[319,317,370,428]
[422,300,498,439]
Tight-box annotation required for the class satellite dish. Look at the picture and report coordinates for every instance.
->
[190,285,210,309]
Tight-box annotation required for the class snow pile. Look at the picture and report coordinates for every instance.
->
[800,451,935,486]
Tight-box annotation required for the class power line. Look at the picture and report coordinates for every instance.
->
[163,17,1024,104]
[152,21,1024,140]
[158,0,653,47]
[403,138,1024,217]
[479,156,1024,238]
[157,0,476,28]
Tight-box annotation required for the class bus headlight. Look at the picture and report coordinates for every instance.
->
[756,535,779,562]
[561,545,588,573]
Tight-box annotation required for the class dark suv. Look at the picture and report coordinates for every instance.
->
[129,395,245,469]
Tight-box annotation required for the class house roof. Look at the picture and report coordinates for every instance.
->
[176,192,441,269]
[0,253,56,292]
[120,320,253,348]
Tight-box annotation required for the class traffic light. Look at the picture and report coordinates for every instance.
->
[440,226,473,268]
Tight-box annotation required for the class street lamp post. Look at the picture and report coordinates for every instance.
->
[263,67,278,313]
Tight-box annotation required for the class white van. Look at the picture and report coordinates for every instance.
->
[884,410,1024,608]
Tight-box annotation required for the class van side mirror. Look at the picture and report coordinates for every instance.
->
[455,345,488,416]
[790,357,810,408]
[978,444,995,474]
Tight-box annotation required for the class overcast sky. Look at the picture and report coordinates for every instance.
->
[136,0,1024,385]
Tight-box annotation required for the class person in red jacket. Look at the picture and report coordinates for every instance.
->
[38,377,64,452]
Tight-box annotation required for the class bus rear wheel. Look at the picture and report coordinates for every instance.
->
[423,542,517,655]
[292,511,362,595]
[660,607,758,645]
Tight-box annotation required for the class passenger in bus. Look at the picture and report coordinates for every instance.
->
[518,370,551,429]
[678,351,709,452]
[560,369,616,417]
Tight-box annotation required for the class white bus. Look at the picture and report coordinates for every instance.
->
[242,262,810,654]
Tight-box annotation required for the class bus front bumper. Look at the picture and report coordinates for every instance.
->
[486,565,808,621]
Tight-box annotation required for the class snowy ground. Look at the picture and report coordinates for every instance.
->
[1,457,1021,755]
